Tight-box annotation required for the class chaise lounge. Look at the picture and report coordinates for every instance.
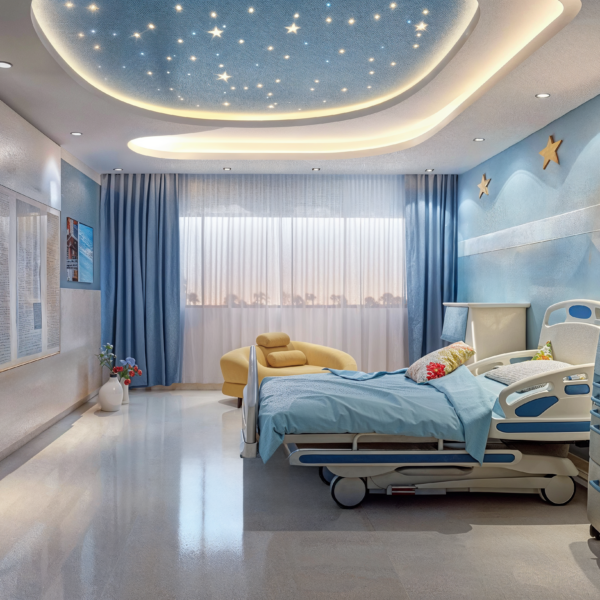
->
[220,332,357,407]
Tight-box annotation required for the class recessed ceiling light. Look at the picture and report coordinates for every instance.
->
[473,138,485,142]
[0,61,12,69]
[71,132,83,136]
[425,168,434,172]
[113,168,123,171]
[312,167,321,171]
[223,167,232,171]
[535,93,551,98]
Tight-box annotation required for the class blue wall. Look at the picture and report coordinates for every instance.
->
[60,160,101,290]
[457,94,600,349]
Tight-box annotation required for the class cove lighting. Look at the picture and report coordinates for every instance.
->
[473,137,485,141]
[0,61,13,68]
[535,93,551,98]
[223,167,232,171]
[71,132,83,136]
[312,167,321,171]
[425,168,434,172]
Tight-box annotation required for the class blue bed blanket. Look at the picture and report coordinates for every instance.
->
[257,366,498,464]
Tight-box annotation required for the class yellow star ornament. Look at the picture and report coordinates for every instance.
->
[477,174,491,199]
[539,135,562,169]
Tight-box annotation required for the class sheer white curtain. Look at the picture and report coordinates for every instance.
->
[180,175,408,383]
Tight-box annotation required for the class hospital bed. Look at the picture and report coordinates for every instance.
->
[240,300,600,508]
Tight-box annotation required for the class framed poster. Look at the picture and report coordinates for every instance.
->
[0,183,61,373]
[66,218,93,284]
[78,222,93,284]
[66,216,78,282]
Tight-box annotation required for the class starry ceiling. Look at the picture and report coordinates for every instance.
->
[31,0,476,123]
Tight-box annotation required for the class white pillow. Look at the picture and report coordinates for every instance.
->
[484,360,570,392]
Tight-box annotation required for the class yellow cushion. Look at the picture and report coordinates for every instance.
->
[256,332,291,348]
[267,350,307,368]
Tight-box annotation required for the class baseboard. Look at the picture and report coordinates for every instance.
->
[141,383,223,392]
[0,389,99,463]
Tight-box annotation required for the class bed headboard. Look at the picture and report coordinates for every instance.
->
[539,300,600,365]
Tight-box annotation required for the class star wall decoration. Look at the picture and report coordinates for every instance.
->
[539,135,562,170]
[477,173,491,199]
[415,22,428,31]
[208,26,223,39]
[217,71,232,82]
[285,23,300,34]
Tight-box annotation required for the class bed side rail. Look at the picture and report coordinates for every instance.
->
[497,363,594,419]
[240,345,259,458]
[468,349,538,376]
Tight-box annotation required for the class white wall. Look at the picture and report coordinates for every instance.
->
[0,99,61,210]
[0,100,101,461]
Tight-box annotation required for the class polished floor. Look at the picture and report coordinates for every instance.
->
[0,390,599,600]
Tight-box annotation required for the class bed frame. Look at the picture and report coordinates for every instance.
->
[241,300,600,508]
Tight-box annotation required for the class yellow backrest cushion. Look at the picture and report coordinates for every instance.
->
[256,332,291,348]
[267,350,307,368]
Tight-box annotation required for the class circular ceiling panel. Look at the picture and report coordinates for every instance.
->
[32,0,478,124]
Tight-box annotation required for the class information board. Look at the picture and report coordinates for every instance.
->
[0,184,61,372]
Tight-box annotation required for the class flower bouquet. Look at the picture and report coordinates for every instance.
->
[112,357,142,404]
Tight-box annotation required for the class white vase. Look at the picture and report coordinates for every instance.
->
[121,379,130,405]
[98,374,123,412]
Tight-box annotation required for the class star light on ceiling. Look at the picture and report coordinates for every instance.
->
[477,174,491,198]
[44,0,470,118]
[539,135,562,169]
[208,26,223,38]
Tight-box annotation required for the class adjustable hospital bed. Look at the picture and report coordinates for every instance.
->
[240,300,600,509]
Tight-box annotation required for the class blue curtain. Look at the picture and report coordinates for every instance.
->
[405,174,458,363]
[101,174,181,387]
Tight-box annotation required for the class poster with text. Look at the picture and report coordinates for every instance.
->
[66,217,78,282]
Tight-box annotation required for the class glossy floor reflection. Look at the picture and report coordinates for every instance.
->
[0,390,599,600]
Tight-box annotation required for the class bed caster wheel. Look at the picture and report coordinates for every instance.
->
[319,467,335,485]
[330,476,366,509]
[540,476,576,506]
[591,525,600,541]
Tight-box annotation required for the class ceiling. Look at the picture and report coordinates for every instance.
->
[32,0,476,123]
[1,0,600,174]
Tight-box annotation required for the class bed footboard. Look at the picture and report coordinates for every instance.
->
[240,345,259,458]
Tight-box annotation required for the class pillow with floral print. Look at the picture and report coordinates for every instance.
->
[531,341,553,361]
[406,341,475,384]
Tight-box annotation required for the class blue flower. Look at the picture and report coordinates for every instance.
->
[120,357,136,367]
